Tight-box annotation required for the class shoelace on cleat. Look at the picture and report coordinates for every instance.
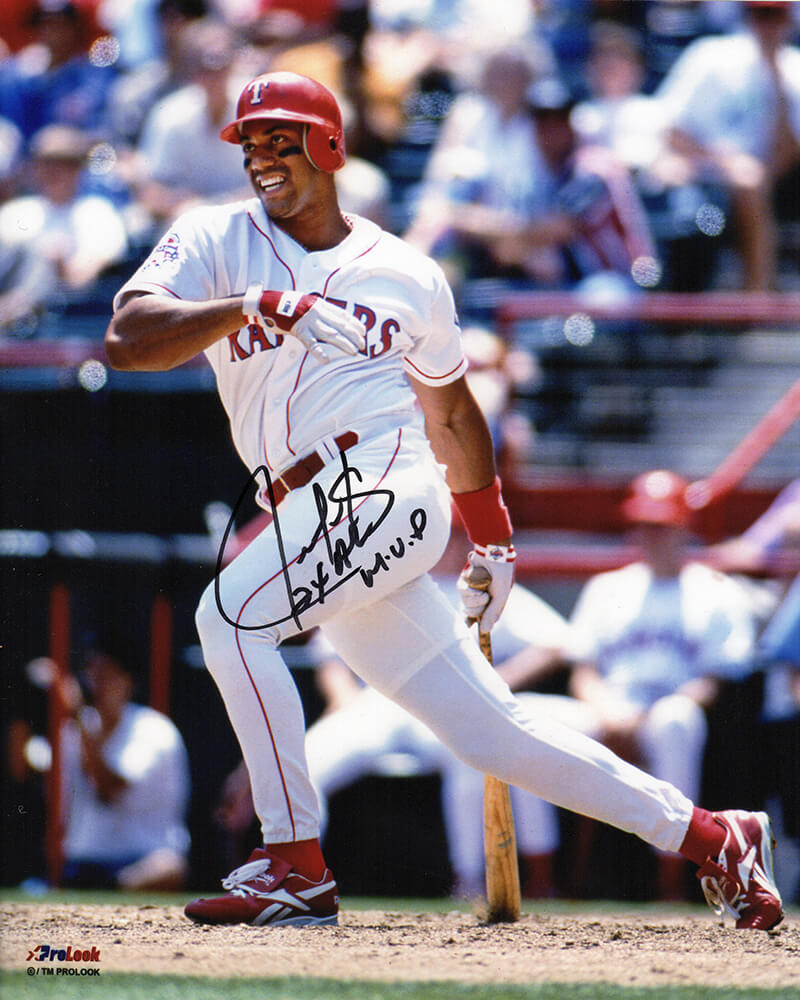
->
[700,874,745,924]
[222,857,273,897]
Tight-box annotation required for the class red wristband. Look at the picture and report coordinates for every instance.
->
[242,284,317,332]
[451,476,513,546]
[259,290,315,331]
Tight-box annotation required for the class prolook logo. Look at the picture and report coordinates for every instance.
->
[26,944,101,976]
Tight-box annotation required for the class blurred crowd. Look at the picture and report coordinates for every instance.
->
[1,0,800,339]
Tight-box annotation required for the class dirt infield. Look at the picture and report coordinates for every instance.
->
[1,903,798,989]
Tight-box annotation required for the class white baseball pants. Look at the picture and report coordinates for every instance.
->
[305,686,562,888]
[195,427,694,851]
[472,692,709,857]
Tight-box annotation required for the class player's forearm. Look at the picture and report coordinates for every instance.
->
[413,375,511,547]
[105,293,245,371]
[424,392,498,497]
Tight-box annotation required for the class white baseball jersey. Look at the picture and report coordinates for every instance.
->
[565,560,756,709]
[114,199,467,499]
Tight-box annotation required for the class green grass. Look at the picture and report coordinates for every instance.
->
[0,887,713,917]
[1,887,187,907]
[0,888,481,913]
[1,974,798,1000]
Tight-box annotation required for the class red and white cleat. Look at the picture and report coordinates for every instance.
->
[697,810,784,930]
[184,848,339,927]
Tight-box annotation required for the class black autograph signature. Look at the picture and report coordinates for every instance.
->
[214,451,427,631]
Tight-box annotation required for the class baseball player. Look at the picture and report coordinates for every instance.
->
[105,71,783,930]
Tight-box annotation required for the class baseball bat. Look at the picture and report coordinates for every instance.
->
[686,376,800,510]
[465,565,522,923]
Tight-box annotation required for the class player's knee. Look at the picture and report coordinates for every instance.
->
[194,581,237,661]
[195,581,282,661]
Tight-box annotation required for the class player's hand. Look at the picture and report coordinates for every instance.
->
[243,285,366,364]
[457,543,516,632]
[287,295,366,363]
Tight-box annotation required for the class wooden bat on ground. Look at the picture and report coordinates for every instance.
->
[466,564,522,923]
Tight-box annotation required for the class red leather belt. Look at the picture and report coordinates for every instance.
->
[270,431,359,507]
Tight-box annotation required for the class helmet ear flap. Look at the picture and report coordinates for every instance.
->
[303,123,345,173]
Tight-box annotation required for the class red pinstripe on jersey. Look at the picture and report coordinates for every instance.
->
[281,230,381,457]
[404,357,465,381]
[247,209,298,288]
[284,354,309,456]
[320,232,382,296]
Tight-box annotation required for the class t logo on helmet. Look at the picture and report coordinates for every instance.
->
[247,80,268,107]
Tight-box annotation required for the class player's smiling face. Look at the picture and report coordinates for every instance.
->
[240,121,321,221]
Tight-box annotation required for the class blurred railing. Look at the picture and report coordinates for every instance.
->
[496,290,800,329]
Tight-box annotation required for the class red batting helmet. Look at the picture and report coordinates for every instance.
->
[621,470,693,528]
[219,71,345,172]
